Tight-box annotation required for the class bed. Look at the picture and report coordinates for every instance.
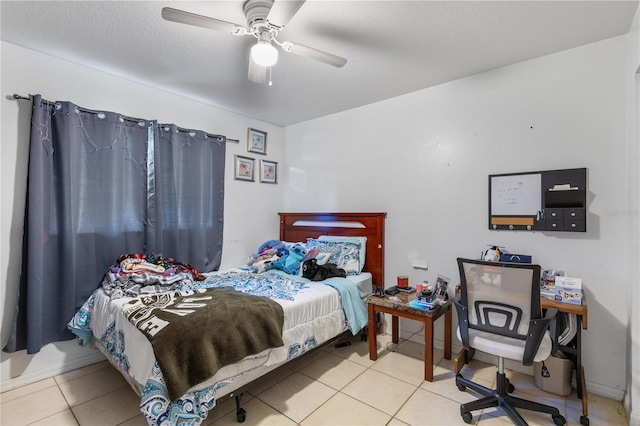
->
[67,212,386,425]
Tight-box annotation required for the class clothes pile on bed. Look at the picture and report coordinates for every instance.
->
[245,237,363,279]
[67,236,371,426]
[101,253,206,299]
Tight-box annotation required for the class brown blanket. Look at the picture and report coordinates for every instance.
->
[123,287,284,401]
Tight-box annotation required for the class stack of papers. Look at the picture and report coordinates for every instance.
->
[549,184,579,191]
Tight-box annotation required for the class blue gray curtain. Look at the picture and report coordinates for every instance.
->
[5,95,225,354]
[151,124,225,272]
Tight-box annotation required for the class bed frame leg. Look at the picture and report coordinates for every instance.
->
[360,326,368,342]
[235,393,246,423]
[334,339,352,348]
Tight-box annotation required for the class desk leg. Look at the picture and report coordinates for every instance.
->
[392,315,399,344]
[550,314,559,354]
[577,314,589,424]
[444,304,452,360]
[368,304,377,361]
[581,366,588,418]
[576,316,583,399]
[424,317,434,382]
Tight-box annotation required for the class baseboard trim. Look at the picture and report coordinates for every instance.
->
[1,351,106,393]
[585,380,625,402]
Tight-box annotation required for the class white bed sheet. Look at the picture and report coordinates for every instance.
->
[190,272,373,397]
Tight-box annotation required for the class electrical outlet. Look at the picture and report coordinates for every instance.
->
[412,262,428,271]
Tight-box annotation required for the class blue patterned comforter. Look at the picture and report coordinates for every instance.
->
[68,269,366,426]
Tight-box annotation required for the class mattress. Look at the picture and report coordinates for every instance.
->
[346,272,373,299]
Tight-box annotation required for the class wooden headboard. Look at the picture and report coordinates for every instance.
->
[279,212,386,288]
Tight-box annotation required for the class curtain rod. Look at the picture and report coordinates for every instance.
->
[12,94,148,124]
[12,94,233,142]
[12,93,56,106]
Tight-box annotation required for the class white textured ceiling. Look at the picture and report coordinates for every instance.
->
[1,1,638,126]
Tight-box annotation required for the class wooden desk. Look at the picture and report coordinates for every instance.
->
[542,293,589,425]
[541,295,588,329]
[367,292,452,381]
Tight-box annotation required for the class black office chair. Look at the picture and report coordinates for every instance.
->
[454,258,566,426]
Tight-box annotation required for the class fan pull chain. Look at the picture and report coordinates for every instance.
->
[268,66,273,86]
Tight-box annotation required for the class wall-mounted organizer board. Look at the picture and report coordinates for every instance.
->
[488,168,587,232]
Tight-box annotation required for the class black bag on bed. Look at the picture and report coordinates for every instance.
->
[302,259,347,281]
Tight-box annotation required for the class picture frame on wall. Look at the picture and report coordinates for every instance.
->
[247,128,267,155]
[234,155,255,181]
[260,160,278,184]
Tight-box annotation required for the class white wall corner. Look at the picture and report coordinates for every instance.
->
[626,4,640,426]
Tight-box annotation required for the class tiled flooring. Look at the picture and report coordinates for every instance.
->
[1,334,629,426]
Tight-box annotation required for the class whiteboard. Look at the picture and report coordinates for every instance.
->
[490,173,541,216]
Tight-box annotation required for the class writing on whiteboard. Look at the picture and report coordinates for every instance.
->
[491,173,541,216]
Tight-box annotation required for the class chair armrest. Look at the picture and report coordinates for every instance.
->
[453,293,470,351]
[523,308,558,366]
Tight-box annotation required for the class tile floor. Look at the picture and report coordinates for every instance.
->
[1,334,629,426]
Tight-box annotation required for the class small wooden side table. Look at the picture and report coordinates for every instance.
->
[367,291,452,381]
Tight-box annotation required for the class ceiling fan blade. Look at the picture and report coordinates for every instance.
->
[161,7,246,35]
[266,0,306,28]
[283,42,347,68]
[248,58,268,84]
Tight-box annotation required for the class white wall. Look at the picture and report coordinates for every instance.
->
[0,41,285,390]
[284,36,630,401]
[2,31,637,413]
[626,6,640,425]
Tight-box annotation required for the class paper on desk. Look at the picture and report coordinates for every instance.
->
[555,276,582,289]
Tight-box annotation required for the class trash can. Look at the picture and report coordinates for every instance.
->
[534,355,572,396]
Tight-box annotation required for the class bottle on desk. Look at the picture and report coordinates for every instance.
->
[416,280,428,293]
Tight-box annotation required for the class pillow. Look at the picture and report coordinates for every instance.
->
[306,238,361,276]
[334,242,361,276]
[305,238,343,264]
[315,252,331,265]
[317,235,367,273]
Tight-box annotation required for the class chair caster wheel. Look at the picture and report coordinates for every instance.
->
[457,384,466,392]
[508,383,515,393]
[236,408,246,423]
[553,415,566,425]
[462,412,473,424]
[580,415,589,425]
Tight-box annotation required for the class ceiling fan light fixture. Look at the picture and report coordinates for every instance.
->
[251,41,278,67]
[162,1,348,83]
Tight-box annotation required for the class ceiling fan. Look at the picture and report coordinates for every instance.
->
[161,0,347,84]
